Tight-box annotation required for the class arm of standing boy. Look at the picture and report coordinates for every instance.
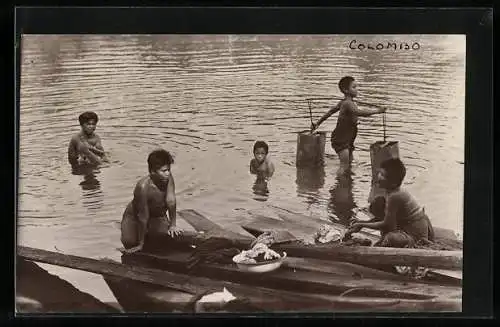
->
[311,101,341,131]
[348,101,386,117]
[166,174,182,237]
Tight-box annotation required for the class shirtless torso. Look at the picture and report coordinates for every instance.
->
[120,174,177,250]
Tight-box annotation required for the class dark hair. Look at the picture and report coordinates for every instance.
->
[147,149,174,172]
[380,158,406,188]
[253,141,269,154]
[338,76,355,93]
[78,111,99,125]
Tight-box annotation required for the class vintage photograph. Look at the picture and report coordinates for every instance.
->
[16,34,464,313]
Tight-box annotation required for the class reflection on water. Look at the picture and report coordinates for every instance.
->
[79,172,101,191]
[328,173,356,225]
[18,35,465,301]
[73,166,104,214]
[252,175,269,201]
[296,166,326,207]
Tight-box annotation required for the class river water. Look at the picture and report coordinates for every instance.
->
[17,34,465,305]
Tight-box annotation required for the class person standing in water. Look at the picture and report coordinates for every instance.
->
[250,141,275,178]
[121,149,182,254]
[68,111,109,167]
[311,76,386,174]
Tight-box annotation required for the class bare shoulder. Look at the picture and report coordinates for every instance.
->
[265,157,274,166]
[342,99,357,111]
[387,188,408,202]
[135,176,151,192]
[70,133,81,143]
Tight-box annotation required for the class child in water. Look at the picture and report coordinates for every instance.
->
[68,111,108,167]
[250,141,275,178]
[311,76,386,174]
[346,158,435,248]
[121,149,182,254]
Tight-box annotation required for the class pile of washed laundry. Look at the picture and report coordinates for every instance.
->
[232,243,281,264]
[299,223,373,247]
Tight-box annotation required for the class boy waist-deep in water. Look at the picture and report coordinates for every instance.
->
[249,140,275,178]
[68,111,109,168]
[250,141,275,200]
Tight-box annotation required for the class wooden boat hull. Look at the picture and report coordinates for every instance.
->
[16,258,118,313]
[103,275,194,313]
[108,253,462,313]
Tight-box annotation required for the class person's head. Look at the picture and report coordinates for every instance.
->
[147,149,174,184]
[253,141,269,163]
[338,76,358,98]
[378,158,406,190]
[78,111,99,135]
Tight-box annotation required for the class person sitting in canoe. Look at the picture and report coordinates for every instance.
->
[346,158,435,248]
[310,76,386,175]
[120,149,182,254]
[250,141,275,178]
[68,111,109,168]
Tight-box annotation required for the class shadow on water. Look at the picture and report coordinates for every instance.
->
[328,172,356,225]
[72,164,104,212]
[79,173,101,191]
[252,175,269,202]
[295,165,326,206]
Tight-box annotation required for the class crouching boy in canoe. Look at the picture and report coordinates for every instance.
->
[346,158,435,248]
[121,149,182,254]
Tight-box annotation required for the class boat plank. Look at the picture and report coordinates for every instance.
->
[245,212,462,282]
[284,257,414,282]
[16,258,119,313]
[176,210,461,271]
[128,250,461,301]
[176,213,449,283]
[17,246,355,311]
[242,216,315,240]
[269,205,462,247]
[147,230,462,271]
[181,213,414,283]
[178,209,252,241]
[104,272,459,312]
